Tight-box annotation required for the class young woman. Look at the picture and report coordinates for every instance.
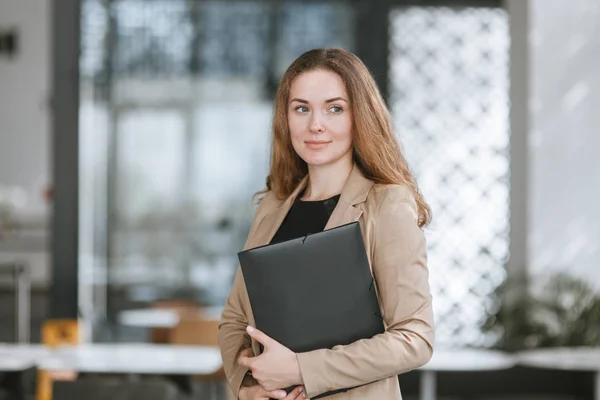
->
[219,48,434,400]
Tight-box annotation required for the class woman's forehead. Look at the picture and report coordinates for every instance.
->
[290,69,348,99]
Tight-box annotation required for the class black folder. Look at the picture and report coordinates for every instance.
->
[238,222,385,397]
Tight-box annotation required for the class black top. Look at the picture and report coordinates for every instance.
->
[270,193,341,245]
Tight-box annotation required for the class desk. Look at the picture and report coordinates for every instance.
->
[0,356,36,372]
[118,307,223,329]
[0,344,49,400]
[0,342,222,375]
[0,344,51,372]
[38,344,222,376]
[418,348,516,400]
[518,347,600,400]
[0,343,223,400]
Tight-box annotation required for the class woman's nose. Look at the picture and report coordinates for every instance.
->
[309,113,325,133]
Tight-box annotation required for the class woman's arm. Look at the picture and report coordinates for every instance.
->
[296,186,434,398]
[219,268,254,398]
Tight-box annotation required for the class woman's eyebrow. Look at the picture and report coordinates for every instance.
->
[325,97,348,103]
[290,97,349,104]
[290,98,309,104]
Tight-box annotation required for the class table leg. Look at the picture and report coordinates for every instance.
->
[15,263,31,344]
[595,371,600,400]
[209,381,218,400]
[420,370,436,400]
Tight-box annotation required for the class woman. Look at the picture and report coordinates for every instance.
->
[218,48,434,400]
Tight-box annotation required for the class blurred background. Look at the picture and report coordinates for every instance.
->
[1,0,599,399]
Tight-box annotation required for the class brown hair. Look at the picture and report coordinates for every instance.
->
[261,48,431,228]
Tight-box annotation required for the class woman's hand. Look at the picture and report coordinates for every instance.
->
[239,384,307,400]
[238,326,304,391]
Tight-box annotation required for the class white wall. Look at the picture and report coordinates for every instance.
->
[0,0,50,215]
[0,0,50,285]
[529,0,600,288]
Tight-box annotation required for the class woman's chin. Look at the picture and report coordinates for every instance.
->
[302,155,334,167]
[300,149,353,168]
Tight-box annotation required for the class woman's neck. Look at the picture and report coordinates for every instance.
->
[301,158,353,201]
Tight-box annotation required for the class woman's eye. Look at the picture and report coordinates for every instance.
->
[329,106,343,113]
[295,106,309,113]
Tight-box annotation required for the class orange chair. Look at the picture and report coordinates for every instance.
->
[37,319,80,400]
[171,317,219,347]
[170,316,231,400]
[149,299,201,344]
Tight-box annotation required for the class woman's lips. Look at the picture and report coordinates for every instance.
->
[305,140,331,149]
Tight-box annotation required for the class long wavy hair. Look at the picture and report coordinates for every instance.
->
[260,48,431,228]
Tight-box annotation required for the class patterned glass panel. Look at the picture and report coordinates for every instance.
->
[390,7,510,347]
[112,0,193,76]
[81,0,353,79]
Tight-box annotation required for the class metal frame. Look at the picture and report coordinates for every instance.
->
[505,0,530,300]
[354,0,392,102]
[50,0,81,319]
[0,262,31,343]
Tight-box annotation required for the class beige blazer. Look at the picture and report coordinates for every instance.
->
[218,165,434,399]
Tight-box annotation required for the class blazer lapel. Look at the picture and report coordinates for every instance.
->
[324,164,373,230]
[323,200,363,230]
[249,175,309,248]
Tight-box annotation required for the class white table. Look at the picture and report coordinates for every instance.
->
[0,344,51,372]
[0,344,51,400]
[518,347,600,400]
[38,343,223,376]
[0,356,36,372]
[418,348,516,400]
[0,343,222,376]
[118,307,223,329]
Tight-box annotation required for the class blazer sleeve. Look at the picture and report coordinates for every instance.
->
[218,195,269,398]
[295,186,435,398]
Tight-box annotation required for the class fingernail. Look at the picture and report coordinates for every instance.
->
[277,391,286,397]
[246,326,254,333]
[299,387,303,393]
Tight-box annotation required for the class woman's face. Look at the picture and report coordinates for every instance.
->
[287,69,353,168]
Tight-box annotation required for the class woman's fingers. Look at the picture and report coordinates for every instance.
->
[243,384,287,400]
[282,385,308,400]
[251,385,308,400]
[260,387,287,399]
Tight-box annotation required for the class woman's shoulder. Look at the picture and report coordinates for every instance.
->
[366,183,419,227]
[368,183,415,207]
[253,190,281,212]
